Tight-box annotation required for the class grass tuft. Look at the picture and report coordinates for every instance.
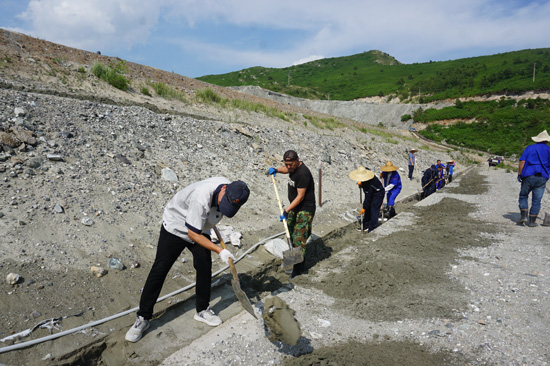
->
[92,60,130,91]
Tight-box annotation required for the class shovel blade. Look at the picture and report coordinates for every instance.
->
[282,246,304,268]
[231,279,257,319]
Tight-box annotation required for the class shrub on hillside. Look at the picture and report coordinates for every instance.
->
[92,61,130,91]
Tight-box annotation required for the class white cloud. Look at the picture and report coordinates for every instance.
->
[162,0,550,65]
[17,0,161,50]
[9,0,550,72]
[292,55,324,66]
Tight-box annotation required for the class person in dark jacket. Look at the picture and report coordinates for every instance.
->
[350,166,385,232]
[421,165,438,198]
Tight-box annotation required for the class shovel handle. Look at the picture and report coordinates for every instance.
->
[359,186,364,234]
[213,226,239,282]
[271,175,293,246]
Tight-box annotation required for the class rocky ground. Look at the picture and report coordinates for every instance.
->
[0,74,459,366]
[159,167,550,366]
[1,28,548,366]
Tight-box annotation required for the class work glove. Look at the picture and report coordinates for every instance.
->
[267,167,277,176]
[517,175,522,183]
[359,208,365,214]
[384,184,395,192]
[280,210,289,222]
[219,249,236,265]
[357,181,362,187]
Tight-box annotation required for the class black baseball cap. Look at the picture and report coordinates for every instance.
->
[283,150,299,162]
[219,180,250,218]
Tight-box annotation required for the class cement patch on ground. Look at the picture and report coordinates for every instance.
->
[263,296,301,346]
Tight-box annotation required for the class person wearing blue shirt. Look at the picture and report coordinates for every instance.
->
[518,130,550,227]
[408,149,417,180]
[446,160,455,183]
[436,160,446,190]
[380,161,402,219]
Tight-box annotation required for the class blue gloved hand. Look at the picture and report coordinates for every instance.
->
[517,175,522,183]
[279,210,288,222]
[268,167,277,176]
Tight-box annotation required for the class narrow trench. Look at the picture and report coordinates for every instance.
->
[59,183,433,365]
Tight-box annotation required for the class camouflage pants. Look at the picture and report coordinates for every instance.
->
[287,210,314,256]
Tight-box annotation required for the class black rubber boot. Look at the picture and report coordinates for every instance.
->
[527,215,538,227]
[290,260,305,278]
[518,209,528,225]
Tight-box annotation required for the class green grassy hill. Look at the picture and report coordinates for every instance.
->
[413,98,550,156]
[198,49,550,102]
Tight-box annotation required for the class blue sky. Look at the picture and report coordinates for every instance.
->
[1,0,549,78]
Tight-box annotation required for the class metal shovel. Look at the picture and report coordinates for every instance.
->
[213,226,257,319]
[270,175,304,268]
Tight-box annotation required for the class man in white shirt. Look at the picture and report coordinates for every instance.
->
[126,177,250,342]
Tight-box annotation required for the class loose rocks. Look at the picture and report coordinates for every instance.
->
[6,272,20,285]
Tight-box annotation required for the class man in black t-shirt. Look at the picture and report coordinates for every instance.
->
[268,150,315,277]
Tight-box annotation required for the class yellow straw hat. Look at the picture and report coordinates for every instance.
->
[349,166,375,182]
[409,148,418,153]
[380,161,399,172]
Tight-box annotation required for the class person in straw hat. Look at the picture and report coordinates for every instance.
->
[435,159,446,190]
[380,161,402,219]
[446,160,456,183]
[517,130,550,227]
[349,166,385,232]
[408,149,418,180]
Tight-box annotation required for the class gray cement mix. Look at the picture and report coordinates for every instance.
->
[156,167,550,366]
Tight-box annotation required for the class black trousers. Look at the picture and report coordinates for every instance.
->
[423,183,436,198]
[362,193,384,232]
[137,225,212,320]
[408,165,414,179]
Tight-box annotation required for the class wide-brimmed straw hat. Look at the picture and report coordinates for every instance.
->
[409,148,418,153]
[349,166,375,182]
[380,161,399,172]
[532,130,550,142]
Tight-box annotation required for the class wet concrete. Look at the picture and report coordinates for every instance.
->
[263,296,301,346]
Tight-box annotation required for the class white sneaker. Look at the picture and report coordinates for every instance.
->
[194,308,222,326]
[125,316,150,342]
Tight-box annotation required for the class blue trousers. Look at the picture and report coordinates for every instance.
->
[386,188,401,207]
[519,175,548,216]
